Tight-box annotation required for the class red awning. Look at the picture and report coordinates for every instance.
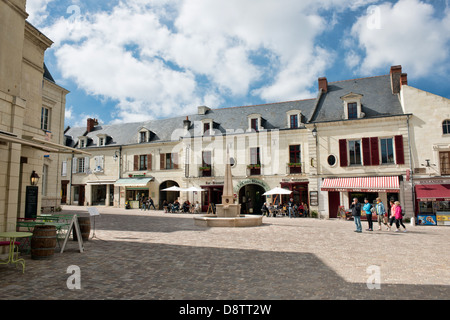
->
[415,184,450,200]
[321,176,400,193]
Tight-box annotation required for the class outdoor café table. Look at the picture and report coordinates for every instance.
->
[0,231,33,273]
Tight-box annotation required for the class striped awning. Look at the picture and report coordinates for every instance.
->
[321,176,400,193]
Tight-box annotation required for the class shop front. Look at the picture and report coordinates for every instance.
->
[200,183,223,213]
[415,180,450,226]
[280,179,309,207]
[115,177,154,209]
[87,180,116,206]
[321,176,400,219]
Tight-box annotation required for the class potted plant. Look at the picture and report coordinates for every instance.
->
[288,163,301,167]
[247,164,261,169]
[199,166,211,171]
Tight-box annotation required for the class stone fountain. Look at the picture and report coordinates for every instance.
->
[193,149,263,227]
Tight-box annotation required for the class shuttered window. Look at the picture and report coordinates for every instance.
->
[394,135,405,165]
[339,139,348,167]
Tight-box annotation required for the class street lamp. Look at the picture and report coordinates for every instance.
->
[312,127,317,138]
[30,170,40,186]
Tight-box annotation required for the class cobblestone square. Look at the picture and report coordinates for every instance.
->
[1,206,449,300]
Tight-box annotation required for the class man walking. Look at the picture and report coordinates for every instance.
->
[351,198,362,233]
[288,198,294,218]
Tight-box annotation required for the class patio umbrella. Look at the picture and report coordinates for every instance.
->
[263,187,292,195]
[161,185,183,191]
[184,186,206,192]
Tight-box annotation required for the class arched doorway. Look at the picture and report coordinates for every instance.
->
[238,184,266,215]
[159,180,180,208]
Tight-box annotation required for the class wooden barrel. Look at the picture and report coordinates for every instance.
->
[31,225,57,260]
[73,217,91,241]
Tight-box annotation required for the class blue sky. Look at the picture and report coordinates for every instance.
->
[27,0,450,128]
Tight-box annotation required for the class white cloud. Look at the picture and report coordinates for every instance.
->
[350,0,450,77]
[32,0,407,125]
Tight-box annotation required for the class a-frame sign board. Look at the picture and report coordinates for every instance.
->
[60,214,84,253]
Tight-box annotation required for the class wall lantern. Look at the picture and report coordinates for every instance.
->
[30,170,40,186]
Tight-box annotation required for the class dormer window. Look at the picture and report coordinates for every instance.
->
[341,93,364,120]
[286,110,302,129]
[248,114,263,132]
[347,103,357,119]
[140,131,147,143]
[78,136,88,149]
[138,128,152,143]
[97,134,107,146]
[202,119,214,136]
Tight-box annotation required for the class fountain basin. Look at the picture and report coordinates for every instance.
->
[193,214,263,227]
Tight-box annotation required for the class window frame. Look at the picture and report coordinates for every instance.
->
[347,102,358,119]
[139,155,148,170]
[40,107,50,131]
[380,137,395,164]
[348,140,362,165]
[440,151,450,175]
[289,145,301,164]
[443,120,450,135]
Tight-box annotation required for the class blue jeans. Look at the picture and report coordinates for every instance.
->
[354,216,362,232]
[288,207,294,218]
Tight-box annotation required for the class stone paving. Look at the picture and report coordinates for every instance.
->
[0,205,449,300]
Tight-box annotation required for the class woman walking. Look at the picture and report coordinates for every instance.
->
[394,201,407,232]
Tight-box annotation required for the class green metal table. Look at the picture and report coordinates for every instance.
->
[0,231,33,273]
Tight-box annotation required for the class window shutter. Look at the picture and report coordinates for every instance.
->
[394,135,405,165]
[362,137,371,166]
[173,153,179,169]
[370,137,379,165]
[72,158,77,173]
[61,161,67,177]
[84,157,90,173]
[134,155,139,171]
[339,139,348,167]
[160,153,165,170]
[147,154,152,171]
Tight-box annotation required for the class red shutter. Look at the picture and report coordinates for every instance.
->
[395,135,405,165]
[362,137,371,166]
[160,153,165,170]
[339,139,348,167]
[134,155,138,171]
[370,137,379,166]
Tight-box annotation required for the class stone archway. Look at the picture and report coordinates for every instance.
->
[159,180,180,208]
[235,179,270,215]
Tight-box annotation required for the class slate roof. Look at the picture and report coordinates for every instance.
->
[64,73,406,149]
[310,75,404,123]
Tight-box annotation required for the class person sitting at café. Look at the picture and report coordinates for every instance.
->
[182,200,190,213]
[261,202,269,216]
[172,200,180,213]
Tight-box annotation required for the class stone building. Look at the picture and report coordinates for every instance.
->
[0,0,85,234]
[61,65,449,222]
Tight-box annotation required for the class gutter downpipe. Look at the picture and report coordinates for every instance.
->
[407,114,416,226]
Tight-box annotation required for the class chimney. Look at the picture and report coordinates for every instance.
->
[183,116,191,130]
[400,73,408,88]
[318,77,328,93]
[390,65,402,94]
[87,118,98,133]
